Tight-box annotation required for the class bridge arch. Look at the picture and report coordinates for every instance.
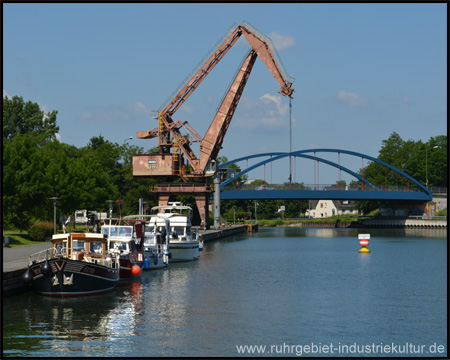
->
[219,148,432,196]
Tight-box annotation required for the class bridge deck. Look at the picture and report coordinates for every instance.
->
[218,190,433,201]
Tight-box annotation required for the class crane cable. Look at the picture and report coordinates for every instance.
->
[289,96,292,189]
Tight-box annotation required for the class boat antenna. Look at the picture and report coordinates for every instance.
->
[107,200,113,239]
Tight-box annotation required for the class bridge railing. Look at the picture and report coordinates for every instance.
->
[222,183,428,192]
[428,187,447,195]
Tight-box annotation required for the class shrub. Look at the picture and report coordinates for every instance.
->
[28,221,56,241]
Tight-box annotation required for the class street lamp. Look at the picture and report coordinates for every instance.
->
[426,145,438,187]
[106,200,114,218]
[124,136,133,143]
[255,202,259,223]
[49,197,59,234]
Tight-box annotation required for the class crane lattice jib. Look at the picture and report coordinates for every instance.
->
[161,24,242,117]
[158,22,294,119]
[136,22,294,177]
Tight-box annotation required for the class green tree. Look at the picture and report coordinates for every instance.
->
[3,133,43,230]
[354,132,447,214]
[216,155,247,187]
[3,95,59,141]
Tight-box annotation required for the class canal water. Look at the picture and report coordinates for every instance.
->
[3,228,447,357]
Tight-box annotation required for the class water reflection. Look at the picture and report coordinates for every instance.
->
[3,228,447,357]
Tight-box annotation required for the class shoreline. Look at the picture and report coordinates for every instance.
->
[259,218,447,229]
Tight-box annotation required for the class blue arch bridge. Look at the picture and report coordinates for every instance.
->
[216,148,433,202]
[149,148,436,229]
[207,148,435,228]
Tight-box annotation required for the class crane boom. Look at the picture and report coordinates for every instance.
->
[133,22,294,179]
[199,49,258,171]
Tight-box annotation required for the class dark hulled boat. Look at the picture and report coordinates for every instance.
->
[23,233,120,297]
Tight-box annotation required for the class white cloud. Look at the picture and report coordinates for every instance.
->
[125,102,152,115]
[233,94,292,132]
[37,102,49,116]
[55,133,62,141]
[260,93,288,117]
[180,104,195,115]
[236,30,295,51]
[337,90,368,107]
[3,89,12,99]
[268,32,295,51]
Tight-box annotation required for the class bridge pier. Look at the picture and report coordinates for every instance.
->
[213,173,221,229]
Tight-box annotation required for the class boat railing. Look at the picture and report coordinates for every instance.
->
[27,246,119,269]
[28,248,52,266]
[145,241,168,254]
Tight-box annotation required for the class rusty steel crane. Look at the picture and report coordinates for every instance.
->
[133,22,294,227]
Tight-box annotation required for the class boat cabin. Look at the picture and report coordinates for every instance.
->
[145,217,191,241]
[51,233,107,261]
[150,202,193,219]
[101,224,145,254]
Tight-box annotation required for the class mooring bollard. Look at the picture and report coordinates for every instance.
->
[4,236,10,248]
[358,234,370,253]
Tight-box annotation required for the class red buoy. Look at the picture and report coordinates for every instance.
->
[131,265,141,276]
[358,234,370,247]
[359,239,369,247]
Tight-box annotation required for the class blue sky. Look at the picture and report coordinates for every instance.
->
[3,3,447,185]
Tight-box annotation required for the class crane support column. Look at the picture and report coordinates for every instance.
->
[213,172,221,229]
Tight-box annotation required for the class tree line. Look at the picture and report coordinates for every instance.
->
[3,96,157,231]
[3,95,447,230]
[350,131,447,214]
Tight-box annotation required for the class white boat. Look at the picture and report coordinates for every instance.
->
[150,202,199,262]
[99,219,145,280]
[124,215,171,270]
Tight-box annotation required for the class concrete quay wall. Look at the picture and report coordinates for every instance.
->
[199,224,251,241]
[360,218,447,228]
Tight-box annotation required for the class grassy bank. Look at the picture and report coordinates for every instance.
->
[3,223,93,248]
[2,230,46,248]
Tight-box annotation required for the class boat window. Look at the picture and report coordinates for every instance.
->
[172,227,184,236]
[90,241,103,254]
[186,227,191,235]
[144,236,156,246]
[118,227,132,237]
[72,240,85,251]
[145,225,155,233]
[102,227,114,236]
[53,241,66,256]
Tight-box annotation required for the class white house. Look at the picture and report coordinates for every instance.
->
[306,200,360,218]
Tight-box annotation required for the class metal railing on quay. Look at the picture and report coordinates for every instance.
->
[428,187,447,195]
[222,184,427,192]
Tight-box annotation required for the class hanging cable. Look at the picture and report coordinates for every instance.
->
[289,97,292,189]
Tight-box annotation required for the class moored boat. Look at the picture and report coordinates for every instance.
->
[124,214,171,270]
[23,233,120,297]
[150,202,199,262]
[100,219,145,280]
